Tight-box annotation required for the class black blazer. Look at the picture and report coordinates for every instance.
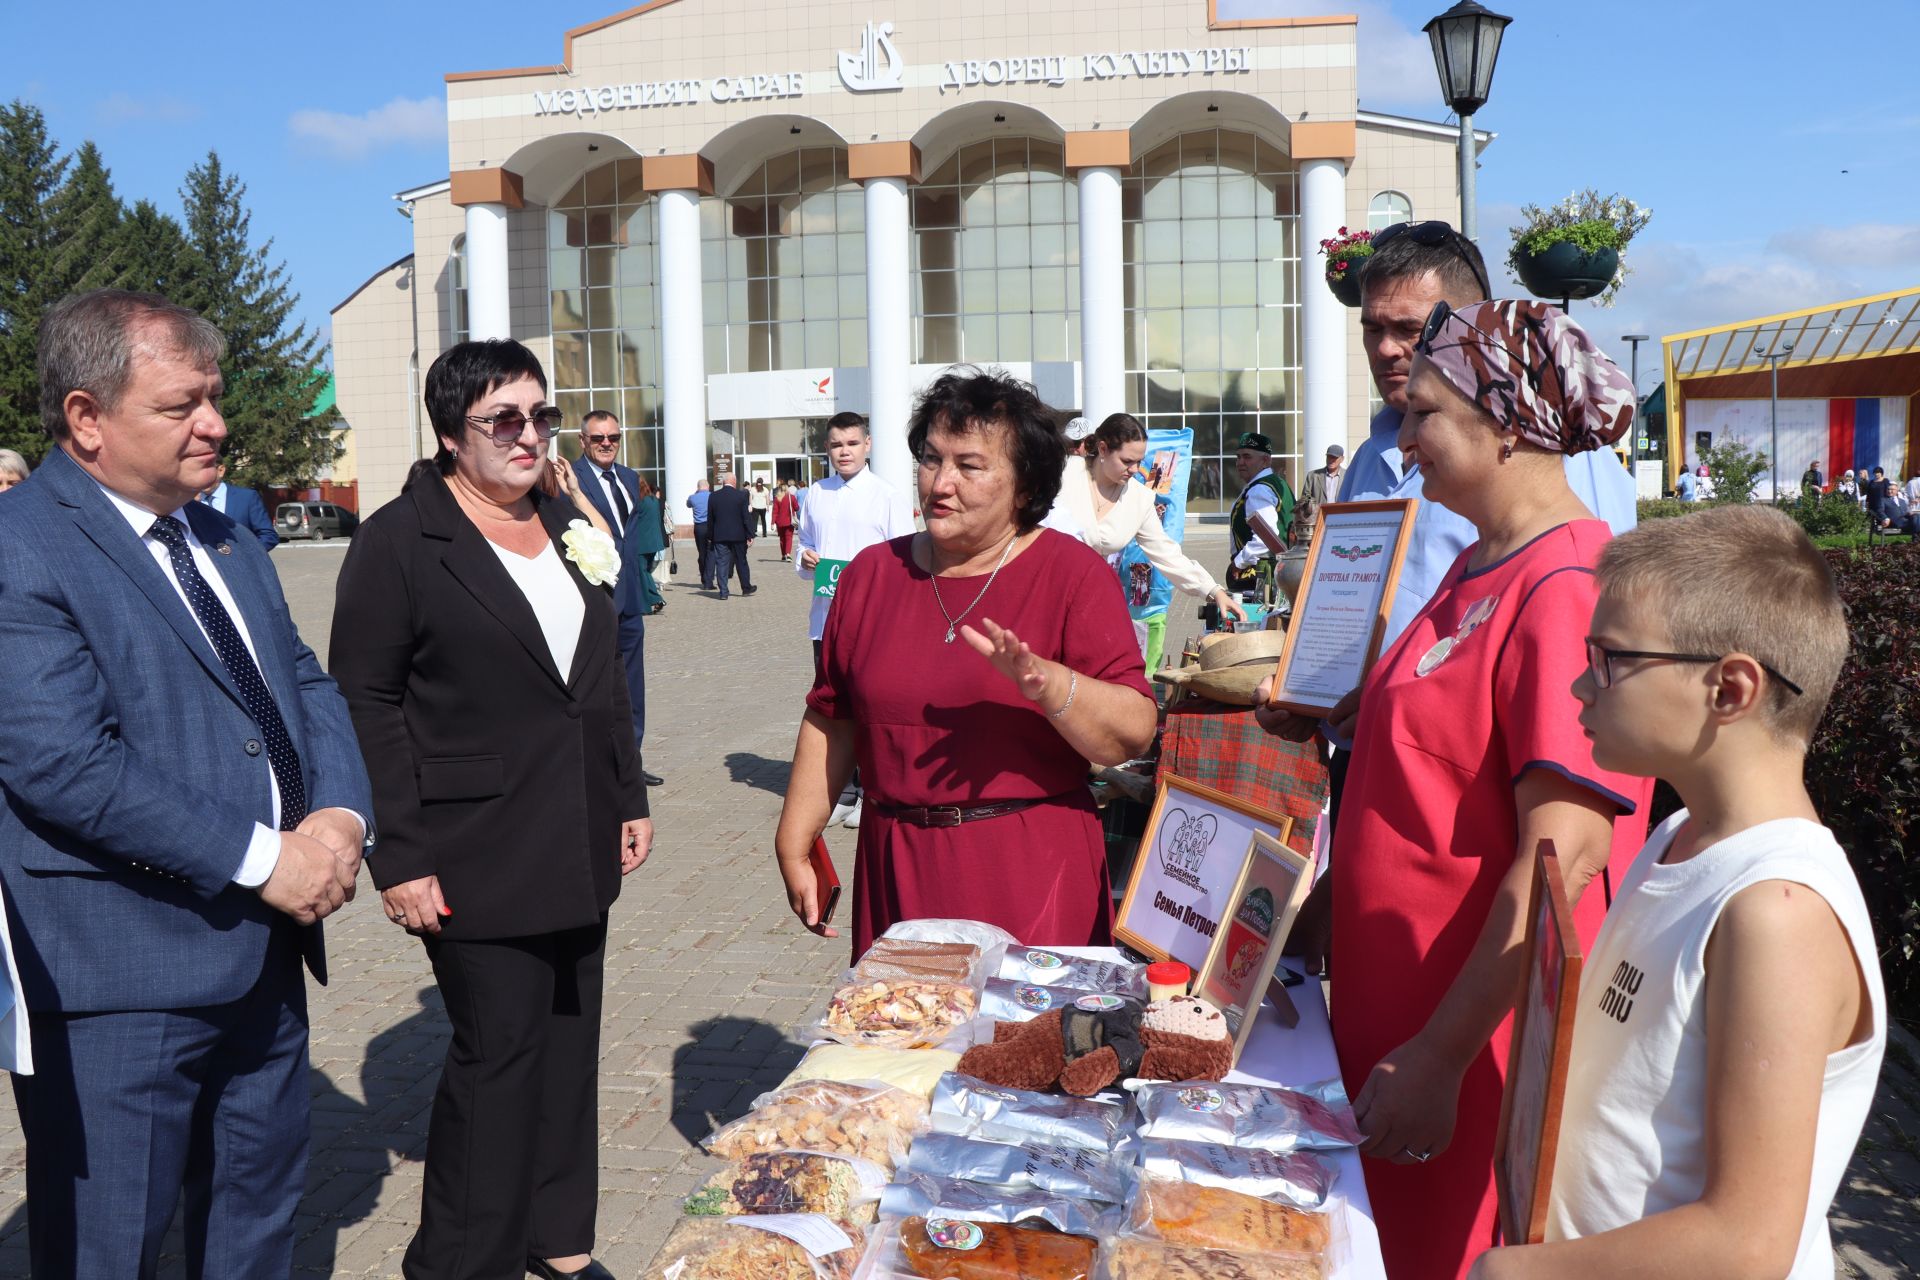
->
[329,472,648,940]
[708,484,754,543]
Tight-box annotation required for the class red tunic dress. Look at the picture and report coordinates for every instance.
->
[1330,521,1652,1280]
[808,530,1152,960]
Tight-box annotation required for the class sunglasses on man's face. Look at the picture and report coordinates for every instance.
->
[464,407,564,443]
[1369,219,1493,297]
[584,433,620,445]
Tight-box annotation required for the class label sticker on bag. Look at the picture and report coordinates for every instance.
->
[730,1214,854,1257]
[926,1217,984,1251]
[1074,993,1126,1012]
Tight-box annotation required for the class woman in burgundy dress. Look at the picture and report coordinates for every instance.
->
[775,369,1157,957]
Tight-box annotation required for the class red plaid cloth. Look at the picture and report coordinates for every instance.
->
[1160,699,1328,855]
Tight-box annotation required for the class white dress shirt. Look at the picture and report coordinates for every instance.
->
[1051,456,1220,597]
[793,466,916,640]
[96,482,362,886]
[1230,467,1286,570]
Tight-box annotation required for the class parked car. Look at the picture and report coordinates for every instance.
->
[276,501,359,541]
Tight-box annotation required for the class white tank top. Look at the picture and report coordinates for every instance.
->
[1546,811,1885,1277]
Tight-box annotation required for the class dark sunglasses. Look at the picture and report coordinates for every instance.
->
[1585,639,1804,697]
[1416,300,1570,409]
[1370,219,1492,297]
[583,432,621,445]
[464,407,564,443]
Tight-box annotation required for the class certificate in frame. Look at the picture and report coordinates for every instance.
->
[1192,830,1316,1064]
[1266,498,1417,716]
[1113,773,1293,973]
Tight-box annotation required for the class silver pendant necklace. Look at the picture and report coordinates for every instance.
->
[931,532,1020,643]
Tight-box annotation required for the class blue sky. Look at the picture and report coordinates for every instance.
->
[8,0,1920,395]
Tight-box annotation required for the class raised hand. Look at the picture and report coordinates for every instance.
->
[959,617,1051,703]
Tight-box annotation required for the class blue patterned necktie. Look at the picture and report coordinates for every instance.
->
[148,515,308,828]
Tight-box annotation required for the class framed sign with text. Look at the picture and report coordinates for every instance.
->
[1114,773,1292,972]
[1266,499,1417,716]
[1494,841,1584,1246]
[1192,830,1314,1064]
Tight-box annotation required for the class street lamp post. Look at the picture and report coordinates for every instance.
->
[1753,341,1793,503]
[1622,333,1650,476]
[1423,1,1513,242]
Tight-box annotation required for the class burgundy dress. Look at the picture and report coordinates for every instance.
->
[808,530,1152,959]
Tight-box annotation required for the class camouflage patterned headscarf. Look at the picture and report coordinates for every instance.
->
[1417,299,1637,455]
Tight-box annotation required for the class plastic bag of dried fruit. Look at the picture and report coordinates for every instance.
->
[701,1080,929,1175]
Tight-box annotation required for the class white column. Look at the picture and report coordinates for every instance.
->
[1076,166,1124,425]
[657,187,706,526]
[864,176,914,502]
[1299,158,1350,468]
[463,202,511,341]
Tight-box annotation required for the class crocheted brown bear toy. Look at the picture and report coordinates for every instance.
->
[955,995,1233,1097]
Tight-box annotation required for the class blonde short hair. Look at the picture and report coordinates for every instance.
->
[1595,505,1847,746]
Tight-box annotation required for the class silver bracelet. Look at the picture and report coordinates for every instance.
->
[1048,670,1078,719]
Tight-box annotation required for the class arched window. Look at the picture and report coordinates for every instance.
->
[1367,191,1412,232]
[448,234,468,344]
[1123,129,1298,514]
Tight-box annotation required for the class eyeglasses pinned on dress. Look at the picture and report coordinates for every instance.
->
[464,407,566,443]
[1583,639,1805,697]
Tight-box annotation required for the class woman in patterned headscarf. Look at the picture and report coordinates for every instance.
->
[1327,299,1655,1280]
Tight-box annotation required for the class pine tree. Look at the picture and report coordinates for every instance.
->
[176,151,339,487]
[118,199,195,298]
[0,100,69,462]
[43,141,128,296]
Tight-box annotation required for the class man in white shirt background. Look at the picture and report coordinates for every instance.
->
[1225,431,1294,601]
[794,410,916,827]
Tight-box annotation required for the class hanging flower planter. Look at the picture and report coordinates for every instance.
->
[1513,242,1621,302]
[1319,227,1373,309]
[1506,189,1650,307]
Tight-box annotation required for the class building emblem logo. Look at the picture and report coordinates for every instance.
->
[815,375,832,395]
[838,21,904,93]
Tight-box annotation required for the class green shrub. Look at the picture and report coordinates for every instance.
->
[1807,543,1920,1018]
[1698,440,1770,506]
[1793,492,1871,540]
[1637,498,1692,522]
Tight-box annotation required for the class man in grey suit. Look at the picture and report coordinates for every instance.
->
[0,289,373,1278]
[1291,442,1345,544]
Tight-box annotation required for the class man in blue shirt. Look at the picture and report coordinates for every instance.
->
[686,478,713,588]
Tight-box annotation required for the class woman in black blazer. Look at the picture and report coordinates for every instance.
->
[330,340,650,1280]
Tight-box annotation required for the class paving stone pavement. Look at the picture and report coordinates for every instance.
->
[0,528,1910,1278]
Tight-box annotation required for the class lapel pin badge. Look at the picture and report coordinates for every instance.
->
[216,542,232,555]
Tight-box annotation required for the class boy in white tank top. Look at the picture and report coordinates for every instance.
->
[1469,505,1884,1280]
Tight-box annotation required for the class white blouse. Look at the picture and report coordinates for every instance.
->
[487,539,585,680]
[1051,456,1221,598]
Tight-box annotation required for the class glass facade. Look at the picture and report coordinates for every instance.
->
[547,158,664,488]
[703,147,867,374]
[1123,129,1299,514]
[910,137,1080,366]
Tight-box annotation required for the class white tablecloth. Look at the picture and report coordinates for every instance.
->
[1063,947,1387,1279]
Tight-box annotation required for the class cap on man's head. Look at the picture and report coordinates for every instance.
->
[1326,444,1345,459]
[1236,432,1272,454]
[1063,416,1094,442]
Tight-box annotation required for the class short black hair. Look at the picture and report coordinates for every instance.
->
[423,339,548,475]
[1362,229,1489,307]
[907,366,1064,531]
[826,410,869,437]
[1090,411,1148,456]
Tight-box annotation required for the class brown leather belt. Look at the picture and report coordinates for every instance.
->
[871,796,1063,828]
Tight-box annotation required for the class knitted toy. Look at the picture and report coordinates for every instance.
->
[955,995,1233,1097]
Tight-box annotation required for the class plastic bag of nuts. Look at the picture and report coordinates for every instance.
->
[703,1080,931,1174]
[811,977,981,1051]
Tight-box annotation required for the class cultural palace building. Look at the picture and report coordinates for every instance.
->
[332,1,1488,522]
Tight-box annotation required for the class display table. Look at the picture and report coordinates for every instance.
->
[1066,947,1387,1279]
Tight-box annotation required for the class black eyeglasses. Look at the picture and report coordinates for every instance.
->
[464,407,564,443]
[1585,639,1804,696]
[1370,219,1492,297]
[583,432,620,445]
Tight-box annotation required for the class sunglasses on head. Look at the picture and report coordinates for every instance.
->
[1370,219,1492,298]
[464,407,564,443]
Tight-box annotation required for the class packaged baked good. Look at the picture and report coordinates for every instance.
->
[1124,1176,1331,1258]
[879,918,1019,953]
[647,1213,867,1280]
[929,1073,1129,1152]
[902,1132,1131,1203]
[702,1081,928,1172]
[816,978,980,1050]
[879,1172,1116,1237]
[1138,1138,1336,1210]
[852,938,984,986]
[995,947,1147,996]
[778,1044,961,1098]
[1102,1237,1328,1280]
[892,1216,1096,1280]
[681,1151,887,1223]
[1133,1080,1361,1152]
[977,977,1099,1022]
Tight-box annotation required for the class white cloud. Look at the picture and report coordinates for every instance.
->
[1764,223,1920,271]
[288,97,445,161]
[95,92,202,125]
[1214,0,1441,112]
